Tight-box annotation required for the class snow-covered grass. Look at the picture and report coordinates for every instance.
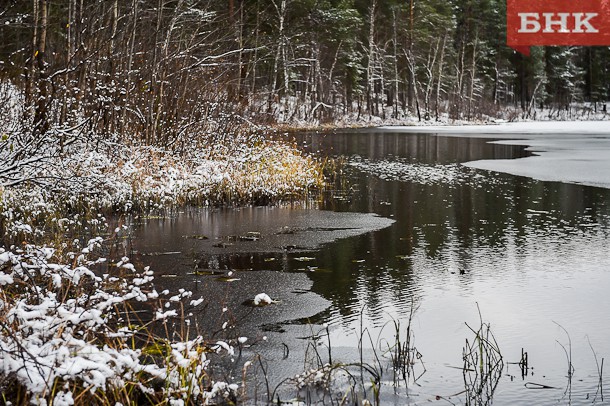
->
[0,239,242,405]
[0,135,323,247]
[1,137,322,208]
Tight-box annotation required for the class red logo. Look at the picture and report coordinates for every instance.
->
[507,0,610,56]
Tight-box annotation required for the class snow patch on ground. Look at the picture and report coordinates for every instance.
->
[253,293,274,306]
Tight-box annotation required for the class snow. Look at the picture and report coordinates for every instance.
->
[253,293,273,306]
[190,297,204,307]
[379,120,610,135]
[0,242,242,404]
[212,341,235,356]
[379,121,610,189]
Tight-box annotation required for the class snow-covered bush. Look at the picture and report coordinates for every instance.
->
[0,241,238,405]
[0,81,323,404]
[0,135,323,247]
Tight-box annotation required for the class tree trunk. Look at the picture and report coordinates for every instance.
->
[24,0,39,120]
[269,0,288,117]
[454,41,466,119]
[366,0,376,117]
[34,0,49,135]
[281,0,290,117]
[237,1,244,99]
[328,41,342,117]
[435,34,447,122]
[423,37,440,119]
[405,50,421,121]
[392,9,400,118]
[121,0,138,138]
[407,0,414,110]
[467,32,478,120]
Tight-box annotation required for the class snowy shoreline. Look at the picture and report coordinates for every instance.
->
[378,120,610,190]
[0,130,324,403]
[378,120,610,135]
[2,118,609,402]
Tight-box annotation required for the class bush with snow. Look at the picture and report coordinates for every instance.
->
[0,133,323,248]
[0,241,239,404]
[1,136,322,213]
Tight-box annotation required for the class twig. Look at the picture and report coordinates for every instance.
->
[587,335,604,402]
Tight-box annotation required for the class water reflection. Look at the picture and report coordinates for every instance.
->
[300,129,532,163]
[297,130,610,324]
[132,130,610,404]
[294,131,610,404]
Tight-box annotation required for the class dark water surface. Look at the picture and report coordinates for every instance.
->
[133,130,610,405]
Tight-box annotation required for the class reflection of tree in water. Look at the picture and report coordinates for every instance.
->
[308,230,421,326]
[297,132,532,164]
[306,133,610,322]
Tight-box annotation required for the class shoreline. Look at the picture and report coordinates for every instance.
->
[268,107,610,133]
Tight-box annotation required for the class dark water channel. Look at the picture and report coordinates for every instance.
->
[132,130,610,405]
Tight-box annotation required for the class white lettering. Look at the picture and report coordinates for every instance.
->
[518,13,541,33]
[573,12,599,33]
[543,12,570,33]
[516,12,600,34]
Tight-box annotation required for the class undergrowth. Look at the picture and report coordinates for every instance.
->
[0,134,324,248]
[0,236,246,405]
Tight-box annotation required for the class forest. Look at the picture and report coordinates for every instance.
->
[1,0,609,149]
[1,2,610,405]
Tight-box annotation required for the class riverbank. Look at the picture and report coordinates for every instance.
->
[2,116,609,404]
[0,135,323,242]
[0,124,324,404]
[378,120,610,190]
[269,104,609,133]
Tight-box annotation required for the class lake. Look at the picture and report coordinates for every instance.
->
[131,129,610,405]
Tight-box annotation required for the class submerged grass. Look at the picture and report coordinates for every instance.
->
[252,304,506,405]
[250,304,425,405]
[588,337,605,403]
[462,306,504,406]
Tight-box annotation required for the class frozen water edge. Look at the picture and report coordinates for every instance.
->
[378,120,610,135]
[379,121,610,190]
